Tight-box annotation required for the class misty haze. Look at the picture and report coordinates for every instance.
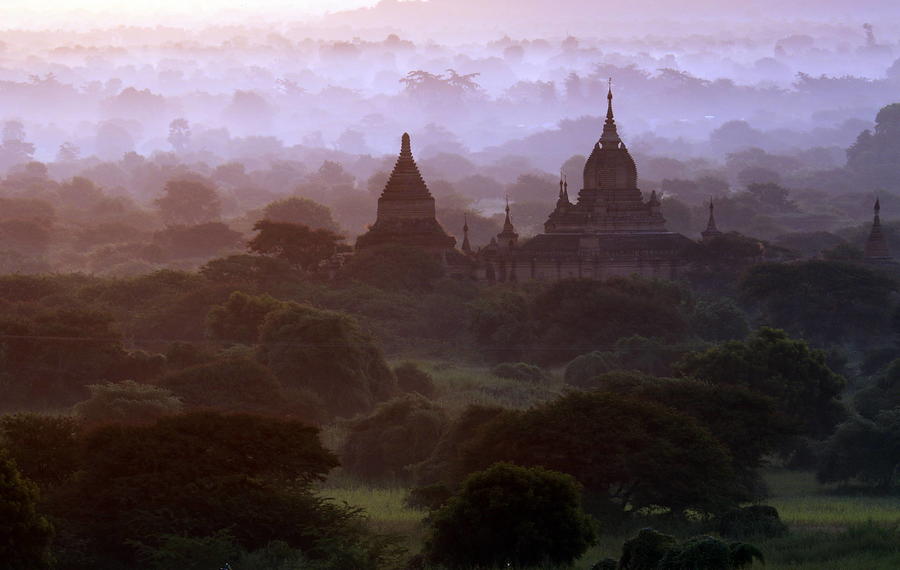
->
[0,1,899,569]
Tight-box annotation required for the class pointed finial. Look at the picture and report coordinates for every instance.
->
[564,174,568,191]
[875,196,881,213]
[559,173,564,196]
[606,78,614,119]
[463,212,469,231]
[505,194,510,215]
[400,132,412,157]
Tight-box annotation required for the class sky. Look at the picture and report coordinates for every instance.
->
[0,0,380,28]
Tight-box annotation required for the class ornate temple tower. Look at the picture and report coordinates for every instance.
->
[356,133,456,252]
[865,197,891,261]
[544,84,666,233]
[701,200,722,241]
[497,197,519,251]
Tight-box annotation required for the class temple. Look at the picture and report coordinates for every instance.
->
[473,84,693,282]
[356,132,456,252]
[865,197,892,262]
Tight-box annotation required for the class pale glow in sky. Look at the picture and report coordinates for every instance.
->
[1,0,381,27]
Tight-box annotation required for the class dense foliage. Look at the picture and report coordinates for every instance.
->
[425,463,596,568]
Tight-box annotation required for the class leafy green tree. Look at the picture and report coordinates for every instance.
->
[690,297,750,341]
[262,196,339,232]
[591,373,792,496]
[339,395,448,484]
[248,220,344,270]
[532,277,689,364]
[854,358,900,419]
[847,103,900,191]
[152,222,243,259]
[425,462,596,569]
[468,288,534,362]
[676,327,846,437]
[155,179,221,225]
[0,450,54,569]
[410,405,506,486]
[818,409,900,491]
[393,362,436,398]
[619,529,763,570]
[50,412,384,568]
[200,254,299,291]
[0,414,80,489]
[206,291,286,344]
[157,357,316,420]
[0,307,130,408]
[460,392,741,519]
[257,303,398,419]
[73,380,183,426]
[338,244,444,292]
[740,261,897,345]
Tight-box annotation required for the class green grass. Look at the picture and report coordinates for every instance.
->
[416,360,564,411]
[764,469,900,530]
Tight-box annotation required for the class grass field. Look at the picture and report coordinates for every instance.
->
[320,468,900,569]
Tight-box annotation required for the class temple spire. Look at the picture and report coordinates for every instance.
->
[461,212,472,254]
[865,196,891,260]
[600,78,620,148]
[400,132,412,158]
[497,195,518,249]
[701,198,722,241]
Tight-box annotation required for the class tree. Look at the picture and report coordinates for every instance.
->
[393,362,436,398]
[248,220,344,271]
[158,357,315,420]
[459,392,741,520]
[0,120,35,170]
[619,529,763,570]
[50,412,386,568]
[676,328,846,438]
[0,414,79,490]
[425,463,596,569]
[532,277,689,364]
[854,358,900,419]
[261,196,339,232]
[73,380,183,426]
[740,260,897,345]
[56,141,80,162]
[152,222,243,259]
[257,303,398,419]
[155,179,221,225]
[847,103,900,191]
[587,373,792,497]
[818,409,900,491]
[0,450,54,569]
[206,291,286,344]
[338,244,444,291]
[564,351,620,388]
[340,395,448,484]
[167,118,191,153]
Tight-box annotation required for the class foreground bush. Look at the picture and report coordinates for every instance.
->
[425,463,596,568]
[618,528,763,570]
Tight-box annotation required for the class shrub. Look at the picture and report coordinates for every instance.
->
[491,362,549,383]
[425,463,596,568]
[405,483,453,511]
[258,303,398,420]
[73,380,183,426]
[717,505,788,540]
[339,395,448,484]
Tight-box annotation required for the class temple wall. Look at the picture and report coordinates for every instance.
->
[477,256,682,283]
